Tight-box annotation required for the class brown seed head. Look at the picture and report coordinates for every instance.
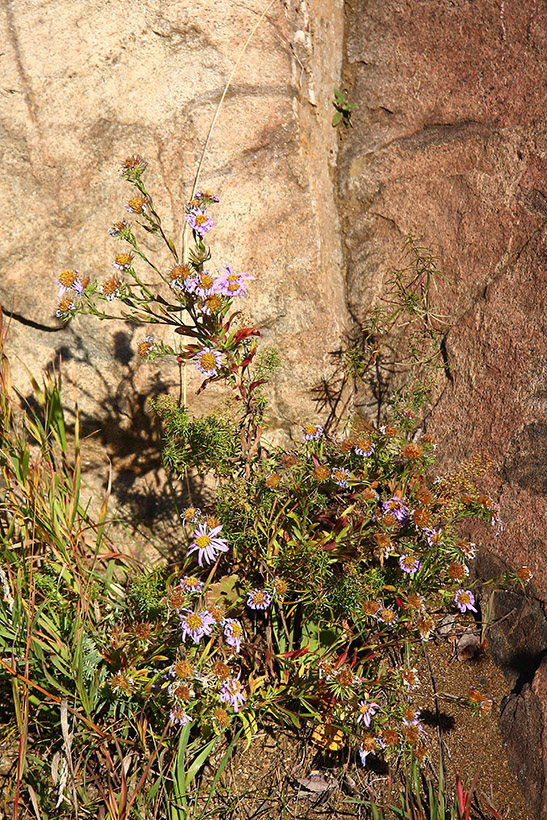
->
[406,593,424,610]
[447,563,467,581]
[281,453,297,468]
[403,725,420,746]
[417,613,435,639]
[168,589,184,609]
[138,338,153,358]
[362,599,381,616]
[382,728,400,747]
[122,154,147,172]
[134,622,152,640]
[170,264,190,281]
[274,577,288,596]
[213,661,231,680]
[374,532,391,550]
[362,487,377,501]
[336,669,354,687]
[173,684,190,701]
[384,425,397,438]
[214,707,230,728]
[340,439,354,452]
[265,473,280,488]
[517,566,533,584]
[416,487,433,505]
[173,660,193,679]
[209,605,225,623]
[402,443,424,460]
[101,276,121,297]
[313,465,330,481]
[413,508,430,528]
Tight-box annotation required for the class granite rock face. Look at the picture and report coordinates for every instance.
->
[0,0,347,470]
[339,0,547,599]
[500,655,547,819]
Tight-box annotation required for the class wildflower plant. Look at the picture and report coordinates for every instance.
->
[1,157,516,818]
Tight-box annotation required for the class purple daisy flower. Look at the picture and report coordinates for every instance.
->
[382,496,410,523]
[301,423,323,441]
[224,619,244,653]
[399,554,422,575]
[169,703,191,726]
[185,208,213,236]
[358,739,378,766]
[219,676,246,713]
[194,347,222,378]
[57,269,85,299]
[179,576,204,594]
[377,606,398,626]
[55,299,75,318]
[357,699,380,728]
[213,264,255,298]
[184,271,216,298]
[454,589,477,613]
[332,467,350,489]
[425,528,444,548]
[179,609,215,643]
[187,522,229,566]
[247,589,271,610]
[354,439,375,457]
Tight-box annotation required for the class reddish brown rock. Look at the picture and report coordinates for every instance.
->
[500,655,547,819]
[339,0,547,598]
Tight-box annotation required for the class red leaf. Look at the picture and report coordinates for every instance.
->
[278,640,310,659]
[232,325,262,345]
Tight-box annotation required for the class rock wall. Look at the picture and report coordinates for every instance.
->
[339,0,547,601]
[0,0,347,470]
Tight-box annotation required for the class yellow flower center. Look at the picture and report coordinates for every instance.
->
[253,592,266,606]
[381,609,396,624]
[128,196,145,213]
[195,534,211,549]
[195,214,207,226]
[59,269,77,287]
[185,576,199,588]
[186,613,203,630]
[230,622,242,637]
[304,424,317,435]
[199,274,214,289]
[199,353,217,371]
[115,253,132,266]
[205,294,222,311]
